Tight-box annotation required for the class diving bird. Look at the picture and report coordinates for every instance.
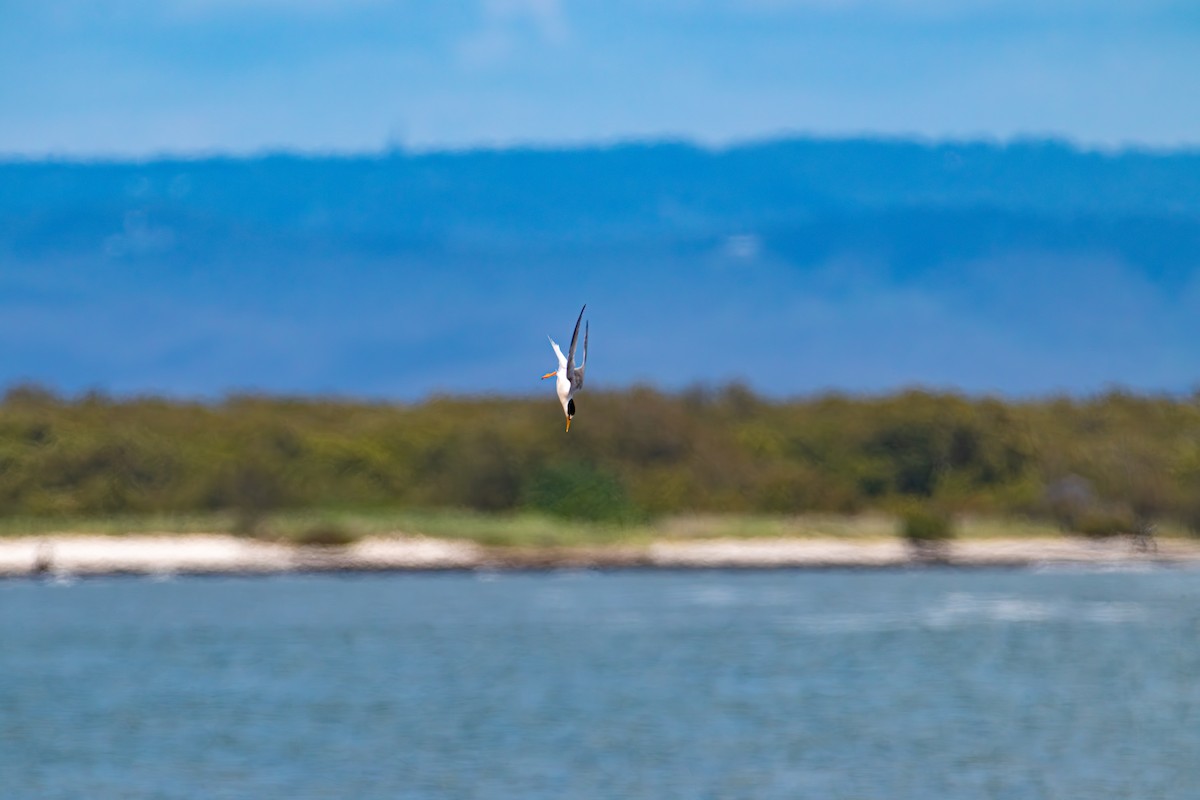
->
[542,304,588,431]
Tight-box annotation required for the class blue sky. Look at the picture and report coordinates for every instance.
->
[2,2,1198,398]
[3,0,1200,156]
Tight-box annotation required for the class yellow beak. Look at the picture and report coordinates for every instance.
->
[541,371,556,379]
[565,417,571,432]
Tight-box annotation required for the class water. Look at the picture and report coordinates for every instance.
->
[2,568,1199,799]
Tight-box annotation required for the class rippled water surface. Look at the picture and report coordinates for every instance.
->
[3,568,1199,799]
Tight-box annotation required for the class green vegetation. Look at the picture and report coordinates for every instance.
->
[898,504,956,544]
[898,502,956,561]
[0,383,1197,542]
[290,523,359,548]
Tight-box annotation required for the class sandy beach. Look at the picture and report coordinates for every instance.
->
[2,533,1199,577]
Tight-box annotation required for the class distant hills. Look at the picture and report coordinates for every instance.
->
[1,137,1198,398]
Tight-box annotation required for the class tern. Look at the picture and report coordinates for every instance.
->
[541,304,588,431]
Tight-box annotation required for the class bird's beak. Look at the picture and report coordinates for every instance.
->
[565,417,571,432]
[541,371,556,379]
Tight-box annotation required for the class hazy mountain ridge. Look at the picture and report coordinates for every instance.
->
[1,138,1198,397]
[6,138,1200,267]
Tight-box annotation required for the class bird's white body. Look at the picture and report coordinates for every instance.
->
[543,305,588,431]
[548,339,575,415]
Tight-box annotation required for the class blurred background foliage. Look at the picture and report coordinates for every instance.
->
[0,383,1197,536]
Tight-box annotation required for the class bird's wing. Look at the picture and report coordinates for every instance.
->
[571,320,588,390]
[566,304,586,376]
[548,336,567,370]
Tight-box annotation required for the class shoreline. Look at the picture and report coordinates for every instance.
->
[2,533,1199,578]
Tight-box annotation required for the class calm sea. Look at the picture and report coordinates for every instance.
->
[2,568,1198,799]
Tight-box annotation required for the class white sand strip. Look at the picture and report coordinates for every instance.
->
[648,538,910,567]
[0,535,294,576]
[648,536,1200,568]
[0,534,482,576]
[345,536,483,569]
[949,537,1200,565]
[2,534,1199,577]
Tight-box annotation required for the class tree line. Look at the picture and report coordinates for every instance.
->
[0,383,1197,534]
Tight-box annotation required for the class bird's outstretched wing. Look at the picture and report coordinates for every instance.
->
[571,321,588,390]
[548,336,567,370]
[566,304,586,382]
